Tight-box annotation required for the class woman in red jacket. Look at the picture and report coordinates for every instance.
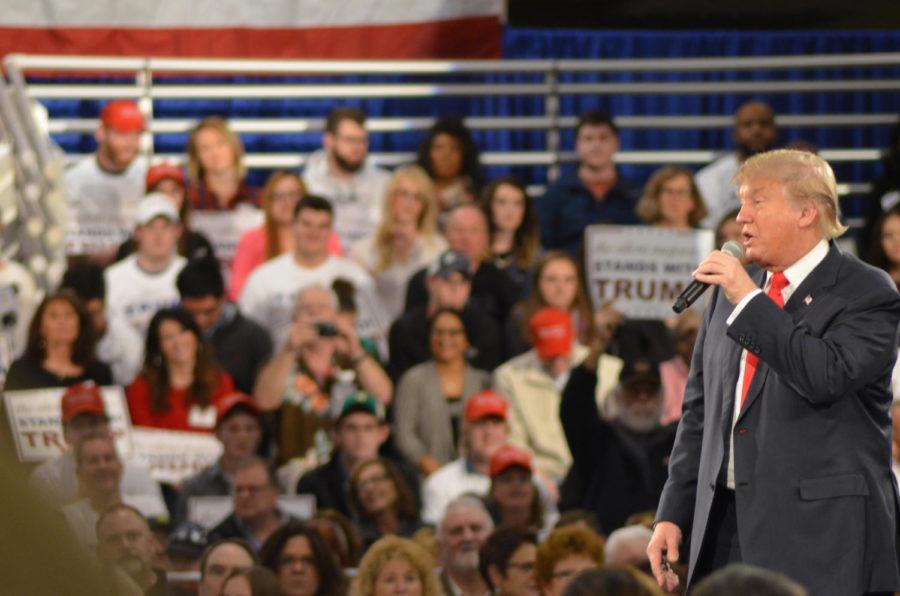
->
[127,307,234,432]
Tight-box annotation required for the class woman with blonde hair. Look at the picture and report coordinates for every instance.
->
[350,535,442,596]
[351,165,446,320]
[186,116,258,210]
[635,165,707,229]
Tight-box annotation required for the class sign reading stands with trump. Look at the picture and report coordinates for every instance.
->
[585,225,715,319]
[4,386,221,484]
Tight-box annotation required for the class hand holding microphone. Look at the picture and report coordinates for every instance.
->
[673,241,754,312]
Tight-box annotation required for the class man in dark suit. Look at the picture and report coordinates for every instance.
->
[648,149,900,596]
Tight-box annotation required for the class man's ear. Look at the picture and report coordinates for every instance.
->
[798,200,820,230]
[323,131,334,152]
[378,423,390,445]
[94,126,106,147]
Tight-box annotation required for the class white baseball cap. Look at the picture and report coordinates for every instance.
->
[135,192,180,225]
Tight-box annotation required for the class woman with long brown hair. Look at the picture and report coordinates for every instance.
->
[482,176,539,299]
[185,116,258,211]
[126,307,234,431]
[348,458,423,549]
[5,290,112,389]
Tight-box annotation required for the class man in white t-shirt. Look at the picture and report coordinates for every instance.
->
[104,193,186,343]
[63,100,147,261]
[239,195,387,349]
[302,106,390,250]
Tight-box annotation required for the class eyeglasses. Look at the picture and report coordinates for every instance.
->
[507,561,535,573]
[357,473,390,490]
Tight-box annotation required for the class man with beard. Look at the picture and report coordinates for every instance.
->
[64,100,147,262]
[536,109,639,257]
[437,495,495,596]
[96,504,173,595]
[302,106,390,249]
[559,354,677,534]
[697,100,779,229]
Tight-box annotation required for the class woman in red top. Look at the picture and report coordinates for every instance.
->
[127,307,234,431]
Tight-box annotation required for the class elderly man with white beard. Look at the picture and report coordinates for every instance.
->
[437,495,495,596]
[558,351,678,535]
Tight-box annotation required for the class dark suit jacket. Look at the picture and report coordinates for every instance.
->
[656,242,900,595]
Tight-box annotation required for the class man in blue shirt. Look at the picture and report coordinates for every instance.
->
[536,109,639,257]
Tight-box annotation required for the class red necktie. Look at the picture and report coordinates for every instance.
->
[739,271,788,408]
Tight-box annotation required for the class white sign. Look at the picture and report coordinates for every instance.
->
[64,219,131,256]
[585,225,715,319]
[130,427,223,484]
[3,386,133,462]
[190,207,263,283]
[188,495,316,529]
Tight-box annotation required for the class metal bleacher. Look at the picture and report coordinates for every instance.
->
[1,51,899,287]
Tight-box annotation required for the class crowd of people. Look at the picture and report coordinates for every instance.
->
[2,95,896,596]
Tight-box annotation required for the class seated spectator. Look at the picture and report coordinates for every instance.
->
[505,252,595,358]
[349,458,423,549]
[535,525,605,596]
[437,496,495,596]
[104,193,187,342]
[415,116,484,222]
[351,535,442,596]
[96,504,170,594]
[259,521,348,596]
[60,263,142,386]
[253,285,392,464]
[691,564,807,596]
[197,539,259,596]
[240,195,388,350]
[483,176,539,300]
[63,99,146,263]
[62,433,167,549]
[307,510,364,568]
[296,392,418,520]
[478,526,539,596]
[303,106,390,248]
[696,100,778,229]
[866,203,900,290]
[186,116,258,210]
[30,383,164,509]
[5,290,112,390]
[485,445,547,532]
[221,566,280,596]
[404,203,520,333]
[208,457,295,551]
[178,259,273,394]
[388,249,502,381]
[536,109,639,256]
[560,354,677,534]
[636,165,708,229]
[116,161,215,263]
[351,165,447,321]
[561,567,661,596]
[175,392,264,526]
[230,171,341,300]
[421,389,510,525]
[127,307,235,431]
[863,116,900,254]
[659,309,700,425]
[394,308,491,475]
[494,308,586,486]
[603,524,654,572]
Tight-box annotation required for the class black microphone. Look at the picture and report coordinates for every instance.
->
[672,241,744,314]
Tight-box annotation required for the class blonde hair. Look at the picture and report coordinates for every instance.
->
[372,165,440,271]
[733,149,847,239]
[636,165,708,227]
[350,535,442,596]
[186,116,247,184]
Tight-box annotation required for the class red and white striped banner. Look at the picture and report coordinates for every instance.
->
[0,0,503,59]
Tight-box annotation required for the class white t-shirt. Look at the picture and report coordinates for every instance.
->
[239,253,388,349]
[104,254,187,341]
[63,155,147,254]
[96,316,144,386]
[421,458,490,525]
[696,153,741,230]
[302,150,390,249]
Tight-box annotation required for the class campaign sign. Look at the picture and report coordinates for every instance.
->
[130,427,223,484]
[4,386,132,462]
[585,225,715,319]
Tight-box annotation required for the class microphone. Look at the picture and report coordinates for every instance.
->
[672,241,744,314]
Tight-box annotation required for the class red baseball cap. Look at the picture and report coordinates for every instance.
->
[61,383,107,423]
[216,392,260,426]
[529,308,573,360]
[464,389,508,421]
[145,162,185,191]
[489,444,533,479]
[100,100,145,133]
